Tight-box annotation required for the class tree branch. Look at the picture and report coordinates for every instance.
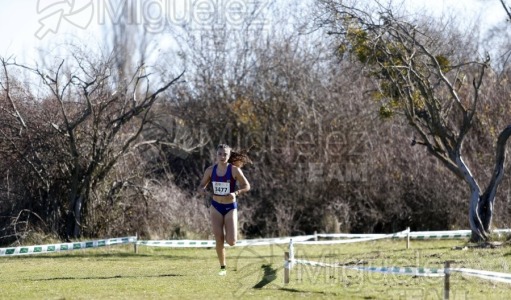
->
[500,0,511,21]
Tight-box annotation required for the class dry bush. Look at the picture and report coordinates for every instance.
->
[86,176,211,240]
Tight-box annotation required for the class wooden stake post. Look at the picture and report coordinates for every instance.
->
[284,252,290,284]
[134,233,138,254]
[444,261,451,300]
[406,227,410,249]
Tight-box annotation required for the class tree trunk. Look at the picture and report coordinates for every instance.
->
[469,125,511,242]
[65,194,84,240]
[478,193,493,233]
[73,195,83,238]
[467,183,486,242]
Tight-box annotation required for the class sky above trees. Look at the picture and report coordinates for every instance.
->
[0,0,506,64]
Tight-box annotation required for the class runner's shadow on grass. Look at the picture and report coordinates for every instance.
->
[253,264,277,289]
[30,274,183,281]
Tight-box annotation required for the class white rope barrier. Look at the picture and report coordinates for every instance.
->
[137,235,315,248]
[136,228,511,248]
[451,268,511,284]
[290,258,444,277]
[315,233,386,238]
[284,236,511,300]
[317,229,511,240]
[348,265,445,277]
[235,235,315,246]
[0,236,137,256]
[138,240,216,248]
[294,229,410,245]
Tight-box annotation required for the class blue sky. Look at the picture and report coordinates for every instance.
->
[0,0,103,62]
[0,0,507,64]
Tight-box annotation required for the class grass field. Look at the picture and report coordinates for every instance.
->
[1,238,511,299]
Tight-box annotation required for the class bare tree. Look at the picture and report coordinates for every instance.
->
[315,0,510,242]
[0,54,183,239]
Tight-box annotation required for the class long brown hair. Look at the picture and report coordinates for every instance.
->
[217,144,252,168]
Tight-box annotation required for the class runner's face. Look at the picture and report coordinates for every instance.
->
[217,148,231,163]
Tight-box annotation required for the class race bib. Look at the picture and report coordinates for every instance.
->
[213,182,231,195]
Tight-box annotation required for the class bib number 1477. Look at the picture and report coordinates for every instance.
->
[213,182,230,195]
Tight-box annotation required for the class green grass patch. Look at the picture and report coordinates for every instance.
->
[1,239,511,299]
